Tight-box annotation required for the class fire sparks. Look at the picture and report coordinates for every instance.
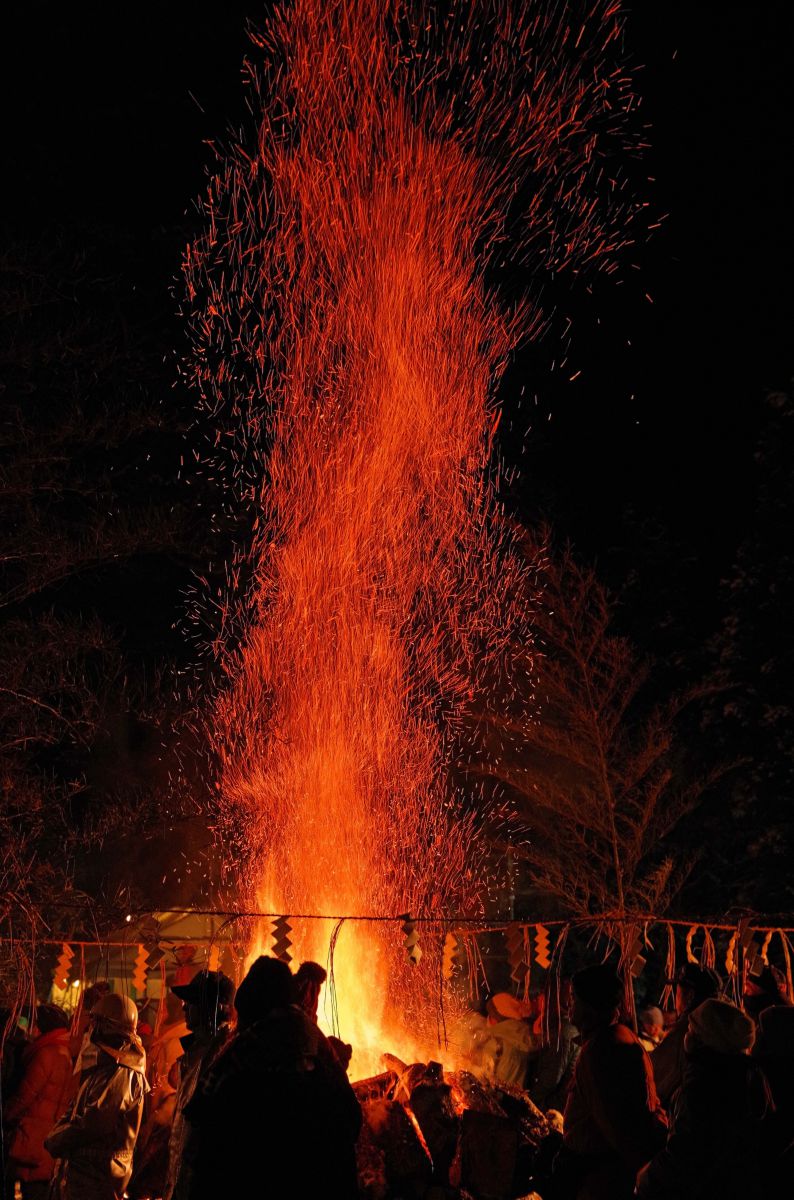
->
[182,0,644,1074]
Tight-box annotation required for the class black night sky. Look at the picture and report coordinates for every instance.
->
[2,3,792,923]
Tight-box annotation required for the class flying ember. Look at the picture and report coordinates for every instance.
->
[182,0,642,1075]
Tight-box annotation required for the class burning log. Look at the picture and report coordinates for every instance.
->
[456,1109,520,1199]
[404,1063,458,1183]
[352,1057,553,1198]
[360,1097,433,1197]
[354,1070,399,1104]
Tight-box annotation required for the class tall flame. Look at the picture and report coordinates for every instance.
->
[182,0,643,1073]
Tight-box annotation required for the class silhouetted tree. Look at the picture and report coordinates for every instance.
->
[465,531,726,920]
[0,236,193,978]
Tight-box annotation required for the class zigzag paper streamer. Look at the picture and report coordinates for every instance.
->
[53,943,74,991]
[535,924,551,970]
[505,923,529,988]
[685,925,698,964]
[725,931,739,976]
[132,944,149,995]
[401,915,422,966]
[272,916,293,963]
[207,944,220,973]
[441,932,460,981]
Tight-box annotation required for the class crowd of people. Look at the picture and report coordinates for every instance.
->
[0,953,791,1199]
[1,957,360,1200]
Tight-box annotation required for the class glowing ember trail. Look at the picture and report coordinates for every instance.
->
[182,0,643,1074]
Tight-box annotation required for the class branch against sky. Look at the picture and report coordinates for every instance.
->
[464,529,731,920]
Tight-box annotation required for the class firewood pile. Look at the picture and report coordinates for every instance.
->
[353,1057,553,1199]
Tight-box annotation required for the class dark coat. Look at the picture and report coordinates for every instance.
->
[184,1005,361,1200]
[637,1044,772,1200]
[162,1024,231,1200]
[650,1015,686,1108]
[559,1021,667,1200]
[527,1019,579,1112]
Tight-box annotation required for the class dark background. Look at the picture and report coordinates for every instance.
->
[2,3,792,915]
[5,4,792,602]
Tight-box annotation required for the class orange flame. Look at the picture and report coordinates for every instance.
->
[183,0,643,1075]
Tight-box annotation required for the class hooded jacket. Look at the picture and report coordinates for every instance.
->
[45,1037,148,1200]
[6,1027,74,1181]
[637,1043,772,1200]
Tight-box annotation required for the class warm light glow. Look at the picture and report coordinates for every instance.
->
[183,0,642,1076]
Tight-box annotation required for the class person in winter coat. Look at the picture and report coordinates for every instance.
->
[162,969,235,1200]
[5,1005,74,1200]
[185,955,362,1200]
[743,964,792,1023]
[553,964,667,1200]
[45,992,148,1200]
[752,1004,794,1185]
[526,986,580,1114]
[636,997,772,1199]
[651,964,721,1107]
[127,1063,178,1200]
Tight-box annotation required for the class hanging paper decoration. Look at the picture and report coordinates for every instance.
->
[173,944,198,986]
[132,944,149,995]
[701,928,716,969]
[745,938,762,977]
[725,931,739,976]
[659,923,676,1010]
[627,931,646,978]
[271,916,293,963]
[53,943,74,991]
[535,924,551,969]
[505,924,529,988]
[685,925,698,964]
[401,915,422,966]
[760,930,773,966]
[738,918,754,951]
[207,944,220,973]
[442,932,460,981]
[778,929,794,1002]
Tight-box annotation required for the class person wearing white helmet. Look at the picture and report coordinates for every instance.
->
[45,992,148,1200]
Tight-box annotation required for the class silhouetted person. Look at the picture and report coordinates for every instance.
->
[553,964,666,1200]
[294,960,327,1024]
[637,997,771,1199]
[743,964,792,1024]
[6,1005,73,1200]
[752,1004,794,1185]
[45,993,148,1200]
[527,983,580,1114]
[185,956,361,1199]
[162,969,235,1200]
[652,964,721,1107]
[70,982,111,1070]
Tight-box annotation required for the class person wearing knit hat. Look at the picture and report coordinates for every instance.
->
[552,963,667,1200]
[45,992,148,1200]
[638,1006,665,1053]
[636,998,772,1199]
[651,962,722,1107]
[687,998,755,1056]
